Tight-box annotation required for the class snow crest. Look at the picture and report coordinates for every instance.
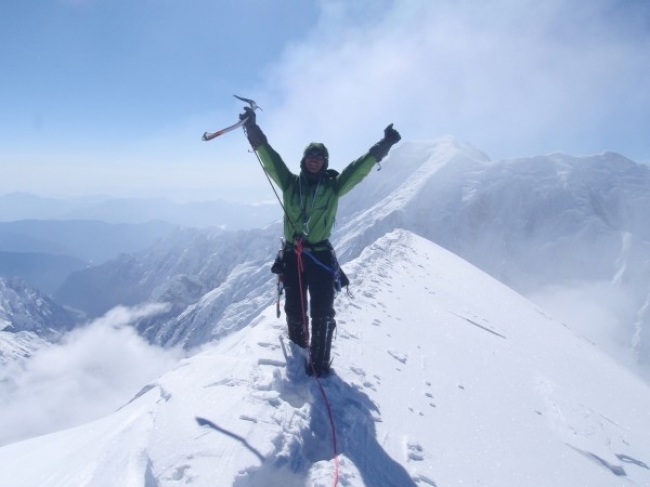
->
[2,230,649,487]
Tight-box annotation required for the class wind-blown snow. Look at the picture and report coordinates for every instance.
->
[1,230,648,487]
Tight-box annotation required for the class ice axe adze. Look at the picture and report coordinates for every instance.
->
[202,95,261,142]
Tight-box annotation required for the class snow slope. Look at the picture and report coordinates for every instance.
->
[1,230,649,487]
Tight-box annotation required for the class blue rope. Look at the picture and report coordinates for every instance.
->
[302,249,338,275]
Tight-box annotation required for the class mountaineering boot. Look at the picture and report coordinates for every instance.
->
[308,316,336,377]
[287,315,308,348]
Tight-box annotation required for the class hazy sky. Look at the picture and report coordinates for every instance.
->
[1,0,649,202]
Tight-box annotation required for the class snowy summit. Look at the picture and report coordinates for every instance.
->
[1,230,649,487]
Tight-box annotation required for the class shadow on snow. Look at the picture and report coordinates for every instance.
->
[198,348,419,487]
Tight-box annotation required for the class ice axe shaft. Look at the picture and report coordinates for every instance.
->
[202,95,260,142]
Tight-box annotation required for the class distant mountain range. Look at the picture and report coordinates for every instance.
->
[0,193,279,229]
[41,139,650,377]
[2,138,649,380]
[0,219,179,295]
[0,219,177,264]
[0,252,87,295]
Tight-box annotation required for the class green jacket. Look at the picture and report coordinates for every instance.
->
[256,143,378,246]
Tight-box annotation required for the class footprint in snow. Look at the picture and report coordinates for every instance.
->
[349,366,366,379]
[406,441,425,462]
[387,349,408,364]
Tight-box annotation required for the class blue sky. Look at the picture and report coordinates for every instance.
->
[1,0,649,202]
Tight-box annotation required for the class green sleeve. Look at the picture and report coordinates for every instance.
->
[256,144,295,191]
[335,152,378,196]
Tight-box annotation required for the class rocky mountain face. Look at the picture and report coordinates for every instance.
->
[54,225,282,348]
[0,276,82,341]
[337,139,650,370]
[36,138,650,371]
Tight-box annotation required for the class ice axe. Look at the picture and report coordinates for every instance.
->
[202,95,261,141]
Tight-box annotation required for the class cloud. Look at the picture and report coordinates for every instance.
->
[6,0,647,202]
[528,280,644,376]
[256,0,650,164]
[0,303,183,446]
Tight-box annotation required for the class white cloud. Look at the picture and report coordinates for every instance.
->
[254,0,650,167]
[528,280,643,376]
[4,0,648,202]
[0,304,183,446]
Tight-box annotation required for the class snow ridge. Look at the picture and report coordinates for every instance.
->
[2,229,650,487]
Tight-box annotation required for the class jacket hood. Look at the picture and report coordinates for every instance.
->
[300,142,329,172]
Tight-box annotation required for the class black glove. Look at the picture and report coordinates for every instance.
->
[239,106,256,127]
[383,123,401,145]
[368,124,401,162]
[239,107,267,149]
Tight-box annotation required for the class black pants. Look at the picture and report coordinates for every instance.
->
[283,248,336,322]
[283,248,337,375]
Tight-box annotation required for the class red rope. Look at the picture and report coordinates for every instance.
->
[296,240,310,344]
[295,240,340,486]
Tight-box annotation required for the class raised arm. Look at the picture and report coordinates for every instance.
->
[240,107,294,190]
[336,124,401,196]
